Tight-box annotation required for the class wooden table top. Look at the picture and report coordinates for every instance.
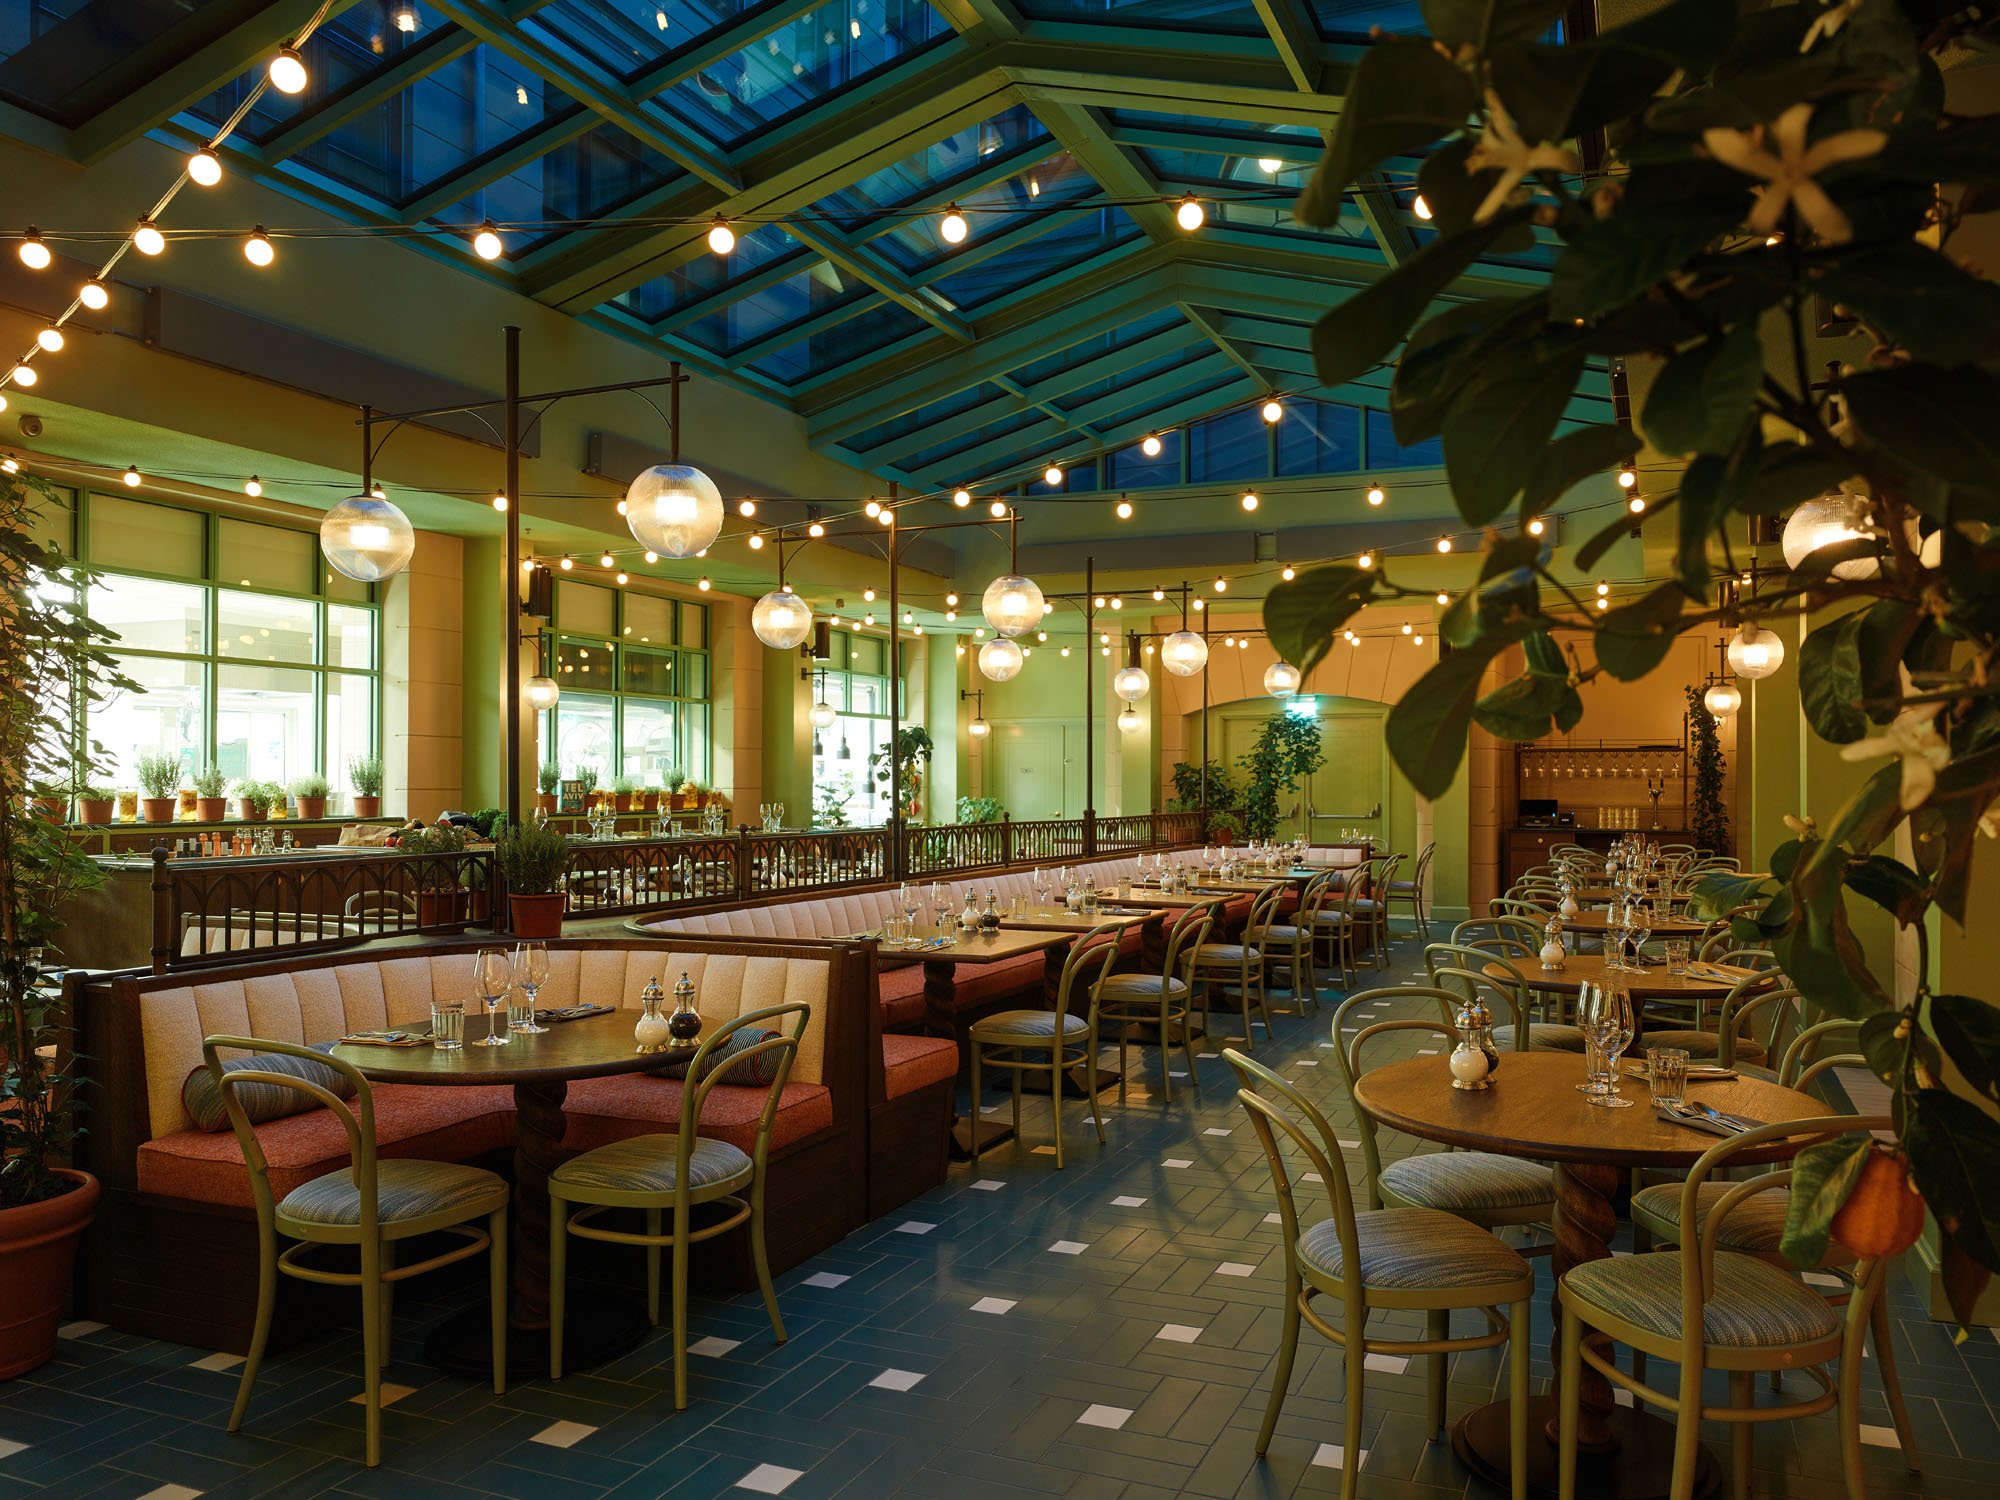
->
[1485,954,1762,1002]
[1351,1053,1827,1168]
[998,906,1160,933]
[1095,887,1226,908]
[1574,886,1693,905]
[919,927,1074,965]
[332,1010,661,1086]
[1560,909,1707,936]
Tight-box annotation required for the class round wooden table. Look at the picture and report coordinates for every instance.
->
[1486,953,1764,1008]
[334,1010,659,1376]
[1559,908,1707,938]
[1352,1053,1825,1499]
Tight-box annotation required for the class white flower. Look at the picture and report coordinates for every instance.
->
[1465,90,1580,223]
[1702,103,1886,245]
[1837,693,1950,811]
[1782,813,1818,837]
[1979,806,1999,840]
[1800,0,1863,51]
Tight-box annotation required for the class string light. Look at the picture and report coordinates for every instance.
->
[747,532,766,549]
[78,279,108,310]
[1436,590,1449,605]
[864,499,881,517]
[599,552,614,567]
[1280,565,1295,581]
[1366,484,1385,506]
[1401,623,1412,635]
[1152,586,1165,601]
[17,230,49,270]
[738,498,757,516]
[1110,596,1122,609]
[133,220,165,255]
[863,587,876,601]
[877,507,893,526]
[491,492,507,511]
[698,575,711,590]
[1192,597,1205,611]
[988,497,1008,518]
[615,570,629,584]
[946,592,959,606]
[473,221,503,259]
[122,465,141,487]
[1115,497,1133,519]
[1141,433,1163,457]
[1261,398,1282,423]
[707,218,735,255]
[269,45,308,93]
[1617,464,1638,489]
[952,488,971,507]
[1627,494,1646,514]
[36,326,62,352]
[1413,634,1424,646]
[643,550,658,563]
[9,364,36,388]
[806,521,823,537]
[244,475,262,497]
[1357,550,1373,569]
[1413,194,1432,220]
[940,204,969,244]
[1436,535,1453,553]
[1527,517,1545,536]
[1596,580,1611,596]
[188,149,223,187]
[1595,596,1610,612]
[1175,194,1205,231]
[1093,595,1106,609]
[1043,464,1063,486]
[1212,576,1227,592]
[1240,490,1258,511]
[243,228,275,266]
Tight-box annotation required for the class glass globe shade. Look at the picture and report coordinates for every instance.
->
[525,674,561,711]
[624,462,724,558]
[751,587,813,649]
[1703,681,1742,717]
[320,494,416,582]
[1782,493,1878,581]
[981,573,1044,637]
[1116,705,1141,734]
[1112,664,1150,701]
[1264,661,1302,697]
[977,636,1024,682]
[1161,629,1209,677]
[968,717,991,738]
[1725,623,1785,681]
[810,699,836,729]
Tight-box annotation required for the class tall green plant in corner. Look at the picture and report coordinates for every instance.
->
[1684,687,1730,855]
[1237,714,1326,842]
[1261,0,2000,1321]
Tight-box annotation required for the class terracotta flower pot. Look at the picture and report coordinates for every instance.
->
[670,792,688,811]
[351,796,382,819]
[140,796,178,823]
[236,798,267,822]
[194,797,228,822]
[75,798,115,826]
[30,797,67,820]
[295,796,327,821]
[508,892,566,938]
[0,1169,99,1381]
[613,793,634,813]
[533,793,557,817]
[417,890,470,927]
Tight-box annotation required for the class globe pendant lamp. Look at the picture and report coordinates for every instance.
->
[1264,661,1302,698]
[320,492,415,582]
[1116,704,1141,734]
[982,573,1043,637]
[752,586,812,649]
[1703,681,1742,717]
[625,462,723,558]
[1725,622,1785,680]
[1782,492,1878,581]
[977,636,1024,682]
[1161,628,1208,677]
[1112,633,1149,701]
[525,672,560,711]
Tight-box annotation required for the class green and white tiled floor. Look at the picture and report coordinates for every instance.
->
[2,937,1986,1499]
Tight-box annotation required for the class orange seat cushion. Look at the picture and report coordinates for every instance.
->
[882,1035,957,1099]
[878,964,928,1031]
[559,1074,834,1156]
[940,952,1046,1009]
[135,1083,517,1208]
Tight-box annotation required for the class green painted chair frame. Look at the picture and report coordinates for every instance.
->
[1351,852,1402,964]
[1424,950,1587,1053]
[1556,1115,1894,1500]
[1248,869,1331,1017]
[1449,916,1542,959]
[1190,883,1287,1049]
[548,1002,808,1407]
[1226,1049,1535,1500]
[968,924,1124,1168]
[1309,866,1367,991]
[1095,902,1213,1105]
[200,1035,509,1468]
[1386,841,1438,939]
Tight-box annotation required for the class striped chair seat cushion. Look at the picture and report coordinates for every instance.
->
[1246,925,1305,944]
[1562,1250,1840,1347]
[1310,912,1353,928]
[972,1010,1088,1044]
[278,1158,506,1227]
[553,1134,752,1196]
[1097,974,1189,1000]
[1491,1023,1589,1053]
[1298,1207,1530,1291]
[1192,944,1259,964]
[1381,1152,1555,1214]
[1387,881,1418,894]
[1630,1181,1791,1255]
[1350,898,1382,913]
[1638,1030,1768,1065]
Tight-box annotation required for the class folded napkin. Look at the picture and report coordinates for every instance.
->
[338,1029,426,1047]
[540,1004,615,1022]
[1685,962,1757,982]
[1626,1063,1737,1081]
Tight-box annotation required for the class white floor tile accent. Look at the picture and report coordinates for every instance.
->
[894,1220,936,1235]
[1169,1070,1189,1078]
[1112,1195,1148,1207]
[1363,1353,1409,1374]
[1216,1261,1257,1277]
[871,1368,926,1391]
[0,1439,26,1462]
[736,1463,805,1494]
[1311,1443,1368,1470]
[1031,1146,1057,1156]
[689,1336,742,1356]
[1077,1404,1132,1430]
[1802,1271,1842,1288]
[970,1179,1005,1192]
[1338,1139,1361,1150]
[1613,1388,1634,1408]
[1163,1158,1193,1168]
[1156,1324,1203,1343]
[1197,1052,1220,1059]
[1264,1212,1282,1225]
[531,1420,597,1449]
[971,1296,1017,1315]
[189,1352,244,1372]
[1047,1240,1089,1255]
[1301,1172,1323,1184]
[1296,1059,1319,1067]
[57,1321,106,1339]
[1860,1425,1901,1449]
[350,1384,414,1408]
[137,1487,203,1500]
[802,1272,850,1289]
[1203,1127,1232,1137]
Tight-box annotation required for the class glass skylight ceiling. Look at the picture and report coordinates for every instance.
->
[0,0,238,125]
[1011,0,1269,35]
[526,0,785,83]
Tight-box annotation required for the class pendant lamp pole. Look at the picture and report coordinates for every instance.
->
[1083,555,1095,838]
[1190,584,1209,817]
[504,325,522,829]
[887,484,900,864]
[359,405,373,492]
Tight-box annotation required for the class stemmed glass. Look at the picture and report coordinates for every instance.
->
[902,882,923,941]
[1627,901,1653,970]
[474,947,512,1046]
[929,880,946,931]
[1583,980,1635,1108]
[1609,902,1637,973]
[510,940,549,1034]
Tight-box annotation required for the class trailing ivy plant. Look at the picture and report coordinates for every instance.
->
[1684,686,1731,855]
[1262,0,2000,1320]
[1237,713,1328,842]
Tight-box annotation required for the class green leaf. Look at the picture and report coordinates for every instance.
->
[1473,670,1584,741]
[1262,566,1380,680]
[1296,40,1474,229]
[1843,854,1930,927]
[1443,349,1587,524]
[1812,244,2000,369]
[1856,601,1920,724]
[1387,639,1518,799]
[1908,1088,2000,1278]
[1741,445,1859,517]
[1592,585,1683,680]
[1675,443,1753,597]
[1858,1009,1916,1091]
[1422,0,1570,49]
[1521,424,1640,515]
[1932,995,2000,1106]
[1549,162,1750,324]
[1393,293,1551,445]
[1779,1134,1875,1269]
[1572,509,1635,574]
[1641,322,1764,458]
[1312,213,1534,391]
[1798,610,1869,744]
[1843,365,2000,498]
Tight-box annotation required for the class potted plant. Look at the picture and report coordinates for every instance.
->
[25,780,67,822]
[574,763,600,812]
[2,464,131,1378]
[72,784,115,826]
[665,767,686,810]
[685,778,707,810]
[191,764,228,823]
[288,772,330,822]
[347,754,383,819]
[609,774,637,814]
[535,762,561,817]
[495,820,570,938]
[401,823,472,925]
[234,779,274,823]
[869,726,933,821]
[1206,810,1245,846]
[955,794,1005,824]
[134,752,180,823]
[637,782,659,814]
[1236,714,1326,842]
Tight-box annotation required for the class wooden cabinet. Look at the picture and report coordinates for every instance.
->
[1502,826,1697,888]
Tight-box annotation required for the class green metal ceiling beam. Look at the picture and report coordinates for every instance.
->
[1103,122,1323,165]
[851,140,1066,249]
[261,27,480,163]
[779,222,974,342]
[620,0,837,100]
[395,108,600,224]
[1252,0,1329,93]
[1177,302,1271,388]
[1031,100,1176,241]
[924,0,1026,40]
[907,200,1104,290]
[1004,44,1348,130]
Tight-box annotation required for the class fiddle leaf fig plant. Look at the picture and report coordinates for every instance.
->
[1266,0,2000,1320]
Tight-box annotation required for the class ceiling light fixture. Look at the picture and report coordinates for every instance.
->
[473,221,503,259]
[244,228,275,266]
[1413,193,1432,220]
[1115,497,1133,519]
[1436,535,1453,553]
[940,205,969,244]
[244,475,262,497]
[36,326,62,353]
[188,148,223,186]
[1141,433,1163,457]
[952,487,971,507]
[989,498,1007,517]
[78,279,109,311]
[1366,484,1385,506]
[1175,194,1205,231]
[269,45,308,94]
[122,465,141,487]
[1617,464,1638,489]
[1261,398,1282,423]
[133,220,165,255]
[16,230,49,271]
[1240,490,1258,511]
[738,498,757,517]
[707,218,735,255]
[1043,463,1063,486]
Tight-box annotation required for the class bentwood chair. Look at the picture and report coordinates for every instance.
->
[1227,1050,1534,1499]
[1189,883,1285,1047]
[1331,991,1554,1251]
[1424,946,1588,1052]
[201,1036,508,1467]
[1557,1115,1895,1500]
[1309,867,1367,990]
[549,1003,807,1407]
[1248,870,1331,1015]
[1350,852,1401,964]
[1095,902,1212,1104]
[1386,841,1437,939]
[1450,916,1541,958]
[969,924,1122,1167]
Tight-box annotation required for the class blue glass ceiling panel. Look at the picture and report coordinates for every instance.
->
[677,255,869,354]
[819,106,1048,230]
[846,382,1007,457]
[526,0,785,82]
[1005,309,1185,388]
[745,298,930,384]
[1054,347,1204,412]
[898,406,1048,473]
[1138,147,1304,194]
[426,125,684,252]
[1031,458,1097,493]
[654,0,944,147]
[872,150,1096,274]
[1104,109,1320,145]
[1107,430,1182,489]
[185,6,446,144]
[1311,0,1426,39]
[1012,0,1265,35]
[1365,407,1442,468]
[1189,405,1268,483]
[926,208,1140,312]
[1,0,239,124]
[1091,370,1242,440]
[612,224,808,324]
[1277,401,1363,474]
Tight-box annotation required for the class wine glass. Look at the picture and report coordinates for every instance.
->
[474,947,512,1046]
[1628,902,1653,970]
[1584,982,1636,1108]
[929,880,946,930]
[510,941,549,1034]
[1575,981,1611,1095]
[903,882,923,939]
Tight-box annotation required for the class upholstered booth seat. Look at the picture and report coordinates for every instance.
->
[560,1075,834,1156]
[279,1157,509,1228]
[876,963,929,1030]
[1562,1250,1840,1347]
[881,1034,958,1099]
[1379,1152,1555,1214]
[1298,1207,1530,1290]
[1637,1029,1768,1065]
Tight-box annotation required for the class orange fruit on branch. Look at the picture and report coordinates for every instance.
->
[1829,1146,1926,1260]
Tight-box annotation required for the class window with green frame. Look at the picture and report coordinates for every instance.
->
[51,487,382,794]
[542,580,711,788]
[809,628,903,827]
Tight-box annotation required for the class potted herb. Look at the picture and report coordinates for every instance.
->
[574,763,600,812]
[135,752,181,823]
[73,784,115,826]
[2,465,130,1378]
[234,779,274,822]
[637,781,659,814]
[610,774,638,814]
[536,762,561,817]
[1207,810,1244,846]
[288,773,330,822]
[400,823,472,925]
[495,820,570,938]
[191,764,228,823]
[25,780,68,822]
[347,754,383,819]
[666,766,686,810]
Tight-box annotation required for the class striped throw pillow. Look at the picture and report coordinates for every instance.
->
[651,1028,782,1087]
[182,1043,355,1133]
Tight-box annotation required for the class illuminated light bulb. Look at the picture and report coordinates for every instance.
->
[516,85,528,104]
[36,326,62,352]
[1628,495,1646,514]
[863,587,876,601]
[1436,535,1453,553]
[1413,194,1432,220]
[1175,193,1205,231]
[1704,681,1742,716]
[622,465,724,558]
[9,364,36,388]
[1043,464,1063,486]
[1115,498,1133,520]
[1117,704,1141,734]
[952,488,971,507]
[1527,517,1545,536]
[850,16,861,36]
[1617,464,1638,489]
[269,45,308,94]
[395,3,420,31]
[877,507,894,526]
[811,697,836,729]
[1596,579,1610,596]
[133,220,165,256]
[968,711,989,737]
[188,148,223,186]
[1595,596,1610,611]
[1224,635,1236,648]
[244,228,275,266]
[491,493,507,511]
[1110,596,1122,610]
[1036,630,1047,642]
[78,279,108,310]
[978,636,1024,682]
[946,609,957,621]
[806,521,823,537]
[1151,586,1165,601]
[1161,628,1208,676]
[525,673,559,710]
[1213,576,1227,593]
[752,586,813,648]
[1099,632,1110,645]
[1280,565,1295,581]
[2,457,17,474]
[1261,398,1282,424]
[983,573,1044,636]
[1192,596,1204,611]
[1114,662,1149,700]
[1413,634,1424,645]
[747,532,765,549]
[1436,591,1449,605]
[616,499,628,515]
[975,627,984,637]
[472,221,503,259]
[1060,645,1071,657]
[940,205,968,244]
[864,499,881,517]
[1102,645,1110,656]
[946,592,959,606]
[956,644,965,657]
[738,498,757,517]
[707,218,735,255]
[1726,622,1786,680]
[989,498,1007,517]
[245,475,262,497]
[1401,623,1412,635]
[615,571,629,584]
[17,230,50,271]
[698,575,711,590]
[1093,595,1106,609]
[122,465,141,487]
[1366,484,1385,506]
[521,558,534,572]
[1258,157,1283,174]
[903,610,914,624]
[1357,551,1373,569]
[1782,493,1880,580]
[643,550,658,563]
[1141,433,1162,457]
[1240,490,1259,512]
[599,552,615,568]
